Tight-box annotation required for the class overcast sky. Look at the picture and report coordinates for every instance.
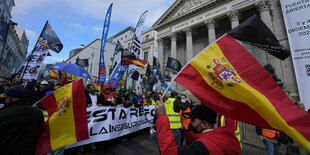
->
[12,0,175,64]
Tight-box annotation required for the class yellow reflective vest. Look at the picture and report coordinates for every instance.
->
[151,98,156,105]
[220,115,242,149]
[164,98,182,129]
[44,111,49,122]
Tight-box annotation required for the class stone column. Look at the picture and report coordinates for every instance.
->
[170,33,177,58]
[205,19,216,44]
[256,0,283,80]
[157,38,164,72]
[170,33,178,90]
[183,27,193,63]
[227,10,240,29]
[256,0,273,31]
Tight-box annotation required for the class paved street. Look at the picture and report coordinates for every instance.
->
[64,126,300,155]
[65,128,160,155]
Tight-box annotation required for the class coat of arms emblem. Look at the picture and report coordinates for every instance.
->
[206,58,242,89]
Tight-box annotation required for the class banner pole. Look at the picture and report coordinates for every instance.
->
[20,21,48,80]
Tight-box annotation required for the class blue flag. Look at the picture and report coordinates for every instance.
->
[163,82,173,91]
[108,61,128,89]
[98,3,113,84]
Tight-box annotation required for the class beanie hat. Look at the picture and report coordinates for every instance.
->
[190,104,218,124]
[5,87,29,99]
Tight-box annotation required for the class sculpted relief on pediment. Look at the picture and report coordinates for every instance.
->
[172,0,215,18]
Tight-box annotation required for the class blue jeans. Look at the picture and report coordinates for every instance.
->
[263,139,280,155]
[172,129,181,146]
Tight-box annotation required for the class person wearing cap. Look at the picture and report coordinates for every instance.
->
[100,84,116,106]
[33,80,50,104]
[2,87,32,109]
[155,97,241,155]
[0,87,44,154]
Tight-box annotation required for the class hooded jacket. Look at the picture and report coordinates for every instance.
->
[156,114,241,155]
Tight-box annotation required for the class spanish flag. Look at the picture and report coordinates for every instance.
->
[121,48,147,68]
[174,35,310,152]
[121,58,147,68]
[35,79,89,155]
[60,71,69,86]
[49,68,59,80]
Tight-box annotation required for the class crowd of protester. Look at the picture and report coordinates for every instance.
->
[1,73,310,155]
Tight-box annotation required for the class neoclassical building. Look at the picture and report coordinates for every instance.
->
[152,0,298,100]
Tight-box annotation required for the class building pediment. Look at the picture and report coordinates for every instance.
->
[153,0,229,30]
[172,0,215,18]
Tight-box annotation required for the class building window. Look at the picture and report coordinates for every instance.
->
[145,35,149,41]
[144,51,148,62]
[121,37,123,40]
[125,35,127,38]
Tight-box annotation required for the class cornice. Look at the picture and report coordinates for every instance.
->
[153,0,231,31]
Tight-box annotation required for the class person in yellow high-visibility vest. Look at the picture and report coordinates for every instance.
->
[218,114,242,149]
[164,91,182,146]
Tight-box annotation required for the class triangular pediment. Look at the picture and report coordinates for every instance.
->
[153,0,217,28]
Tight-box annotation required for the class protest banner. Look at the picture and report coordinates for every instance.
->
[67,105,155,148]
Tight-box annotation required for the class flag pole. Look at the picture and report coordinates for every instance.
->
[125,10,148,89]
[109,53,116,80]
[20,21,48,80]
[162,34,227,98]
[124,66,129,90]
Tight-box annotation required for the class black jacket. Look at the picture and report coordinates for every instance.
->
[0,104,44,154]
[85,91,100,106]
[173,98,190,112]
[99,94,116,106]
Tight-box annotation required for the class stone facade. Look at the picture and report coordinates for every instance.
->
[66,39,118,80]
[150,0,299,152]
[107,26,135,47]
[152,0,298,100]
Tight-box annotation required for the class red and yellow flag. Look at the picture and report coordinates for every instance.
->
[49,68,59,80]
[60,72,69,86]
[35,79,89,155]
[175,35,310,152]
[121,58,147,68]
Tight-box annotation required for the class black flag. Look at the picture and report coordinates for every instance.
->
[38,21,63,53]
[114,40,124,55]
[130,70,140,81]
[166,57,182,74]
[227,15,290,60]
[146,64,158,89]
[153,56,160,69]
